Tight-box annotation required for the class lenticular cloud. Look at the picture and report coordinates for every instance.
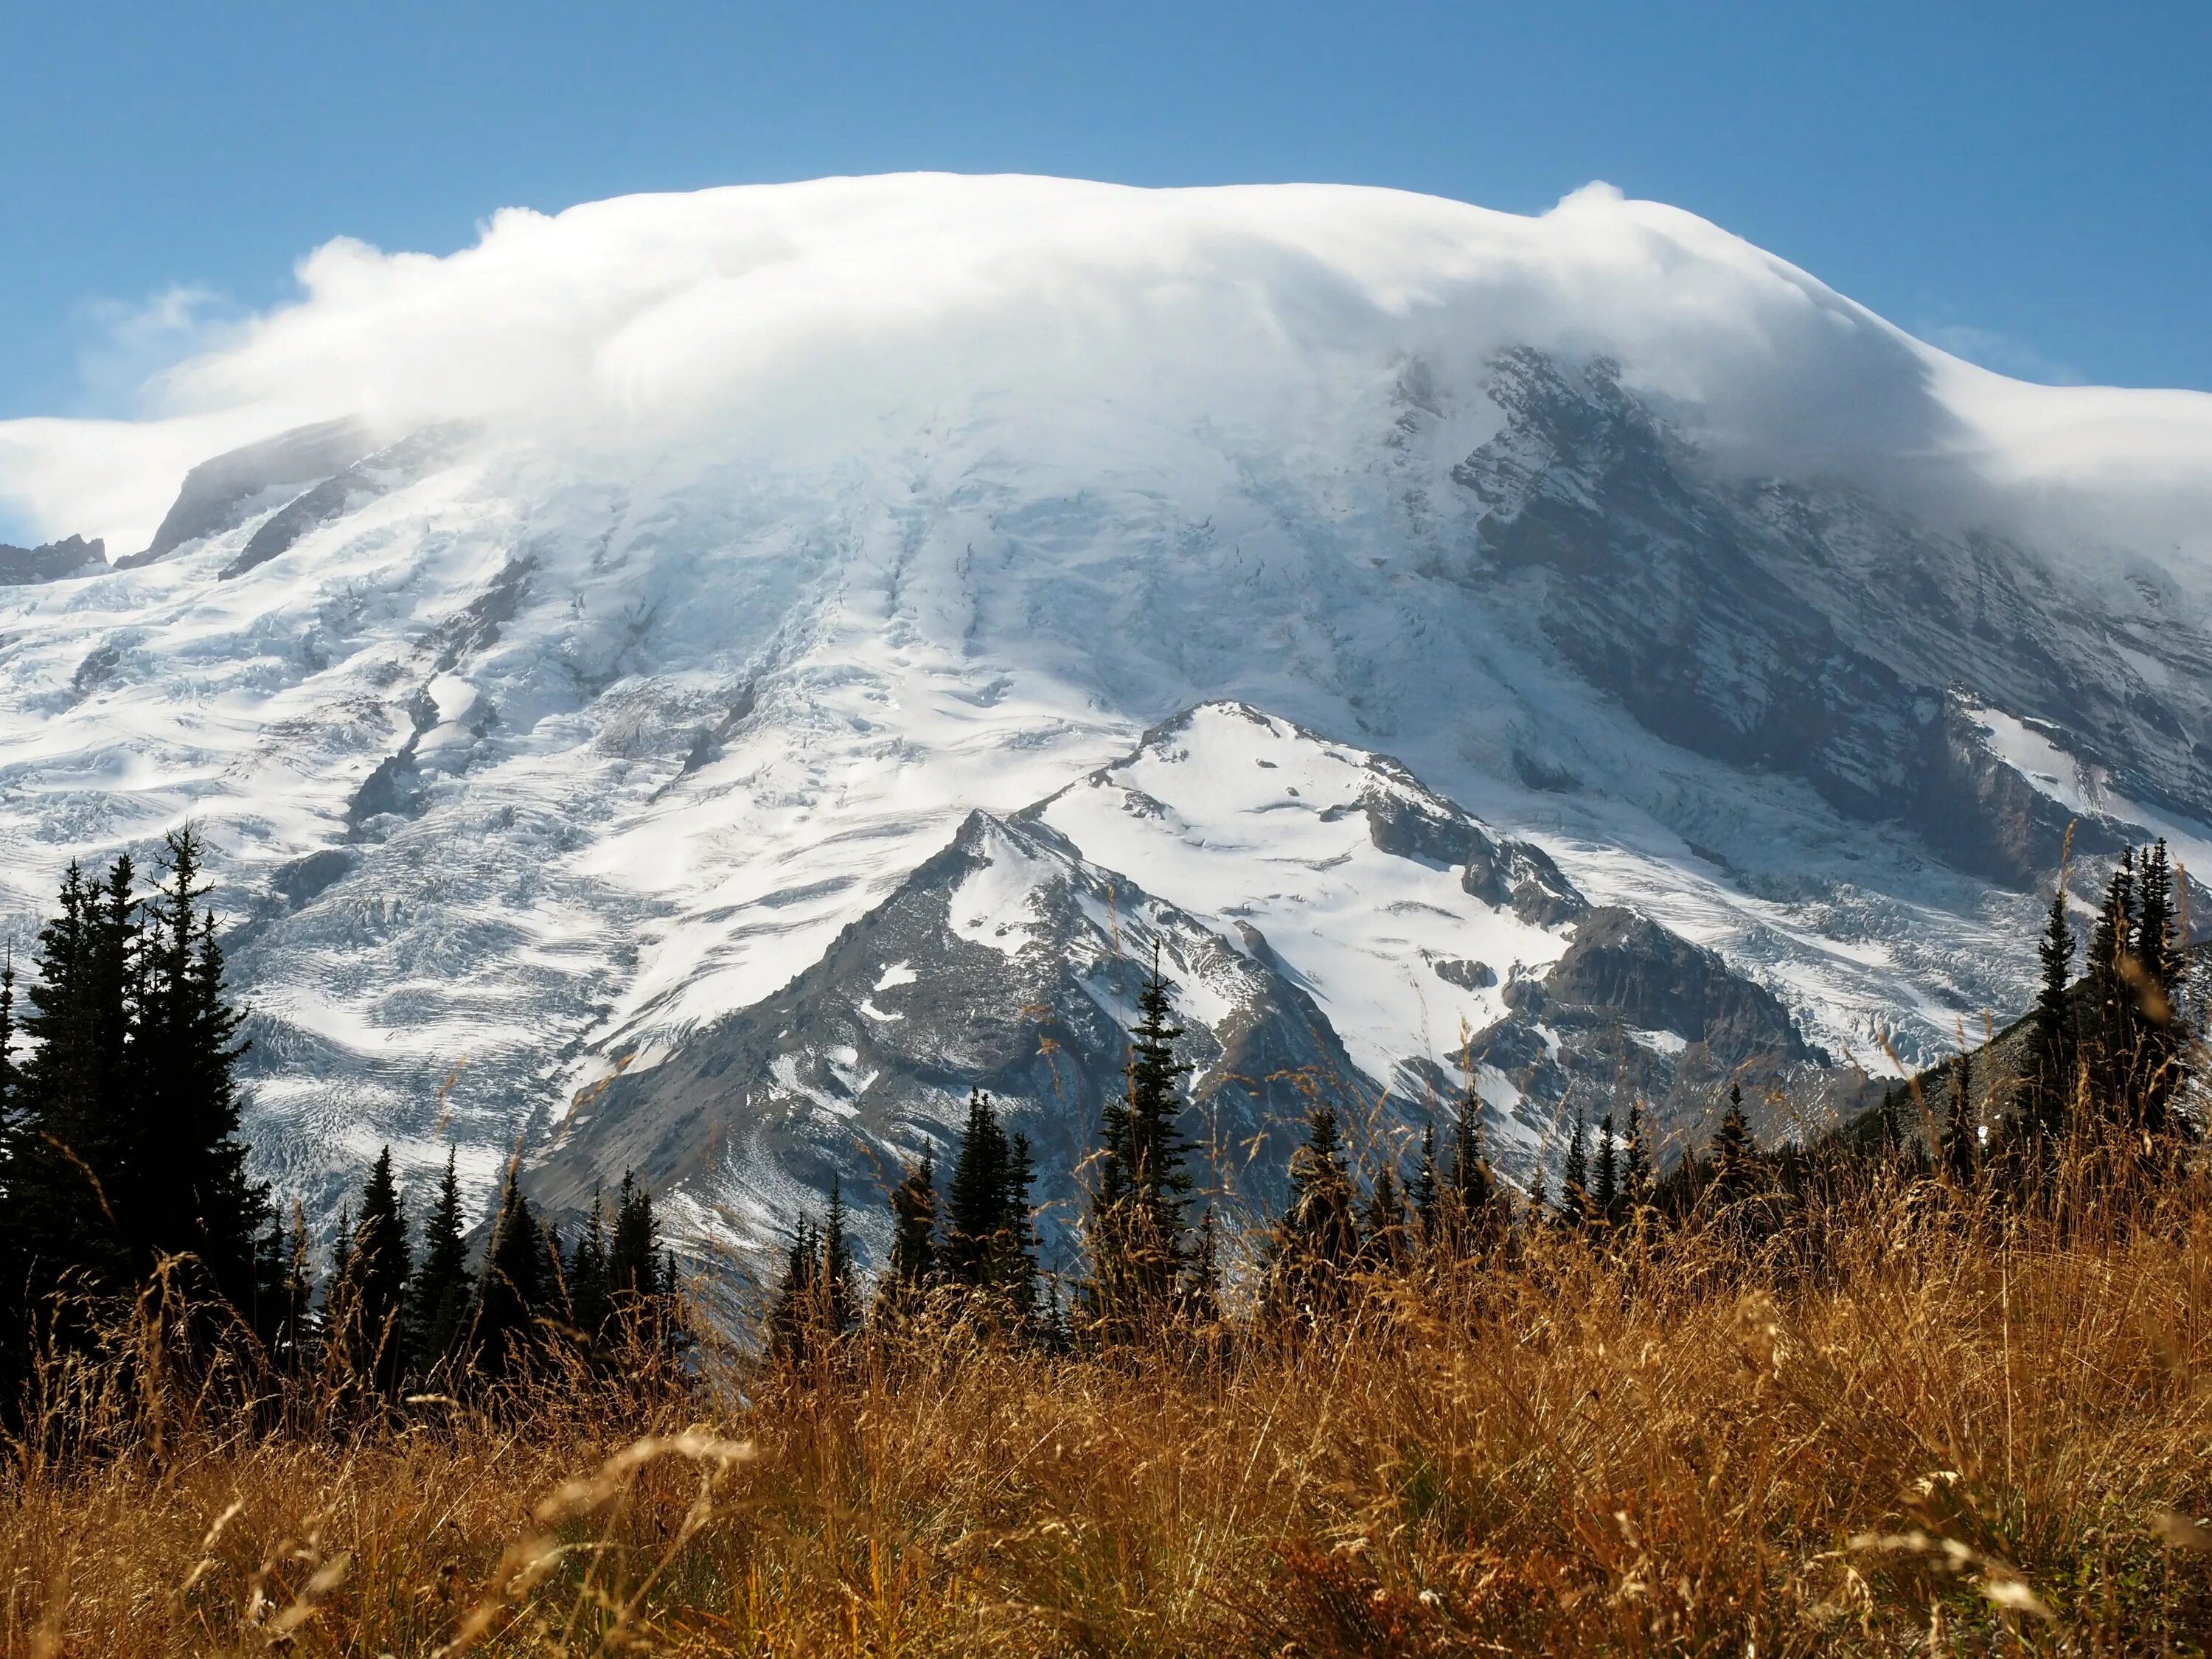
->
[4,173,2211,578]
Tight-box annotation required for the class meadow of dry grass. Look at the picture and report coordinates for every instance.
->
[3,1170,2209,1657]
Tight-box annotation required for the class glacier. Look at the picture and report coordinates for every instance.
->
[2,174,2210,1256]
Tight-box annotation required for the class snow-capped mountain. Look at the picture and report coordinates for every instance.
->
[2,175,2208,1254]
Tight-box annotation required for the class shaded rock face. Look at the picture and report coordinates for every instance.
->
[220,426,467,580]
[1450,351,2212,888]
[534,810,1370,1263]
[0,535,105,585]
[124,419,375,566]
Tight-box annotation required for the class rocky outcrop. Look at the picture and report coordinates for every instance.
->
[0,534,104,584]
[123,419,373,566]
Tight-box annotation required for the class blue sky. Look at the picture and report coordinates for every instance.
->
[3,0,2207,423]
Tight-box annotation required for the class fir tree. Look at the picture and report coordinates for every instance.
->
[945,1088,1010,1289]
[2135,840,2185,1139]
[819,1179,861,1338]
[132,829,266,1302]
[1708,1083,1759,1208]
[1444,1091,1497,1248]
[567,1188,611,1344]
[2022,882,2078,1154]
[1941,1050,1979,1189]
[765,1214,824,1364]
[408,1147,473,1374]
[1621,1099,1652,1212]
[474,1162,550,1377]
[1262,1103,1361,1331]
[1359,1161,1410,1269]
[875,1150,939,1321]
[327,1147,411,1395]
[1409,1121,1439,1248]
[1593,1113,1619,1225]
[1559,1111,1591,1228]
[1085,964,1195,1332]
[2084,850,2139,1129]
[1181,1208,1222,1326]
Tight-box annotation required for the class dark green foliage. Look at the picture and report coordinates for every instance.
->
[1085,965,1195,1331]
[2022,883,2078,1150]
[1262,1104,1360,1332]
[1621,1099,1652,1211]
[1359,1161,1409,1268]
[1708,1082,1761,1207]
[566,1189,611,1343]
[473,1162,550,1377]
[1593,1113,1619,1225]
[874,1152,939,1324]
[409,1147,473,1373]
[1409,1122,1439,1248]
[1941,1050,1979,1188]
[326,1147,411,1395]
[1560,1111,1590,1227]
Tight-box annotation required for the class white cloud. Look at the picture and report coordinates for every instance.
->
[1,174,2208,582]
[1917,320,2083,386]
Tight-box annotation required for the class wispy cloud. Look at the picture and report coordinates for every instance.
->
[69,283,243,417]
[1916,319,2083,386]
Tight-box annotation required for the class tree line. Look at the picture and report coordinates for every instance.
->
[0,830,682,1421]
[769,839,2205,1358]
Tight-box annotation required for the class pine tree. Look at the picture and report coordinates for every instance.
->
[1085,964,1195,1332]
[1262,1103,1361,1332]
[765,1214,824,1364]
[1409,1121,1439,1250]
[474,1162,549,1378]
[819,1179,861,1338]
[2135,840,2185,1140]
[1359,1161,1410,1269]
[409,1147,473,1374]
[567,1188,611,1345]
[606,1169,676,1348]
[1444,1091,1497,1249]
[1181,1208,1222,1326]
[945,1088,1010,1289]
[1941,1049,1979,1189]
[2022,880,2078,1158]
[327,1147,411,1395]
[1708,1083,1759,1208]
[1621,1099,1652,1212]
[875,1150,939,1321]
[1593,1113,1619,1225]
[1560,1111,1591,1228]
[132,829,267,1303]
[2084,850,2139,1130]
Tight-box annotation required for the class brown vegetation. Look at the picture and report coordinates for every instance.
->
[4,1161,2208,1657]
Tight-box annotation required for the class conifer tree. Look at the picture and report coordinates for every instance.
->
[875,1150,939,1321]
[1181,1208,1222,1326]
[133,829,266,1302]
[254,1205,316,1371]
[1560,1111,1591,1228]
[1262,1103,1361,1331]
[819,1178,861,1338]
[474,1163,549,1377]
[567,1188,611,1344]
[2135,840,2185,1139]
[1409,1121,1439,1249]
[1593,1113,1619,1225]
[1444,1091,1497,1248]
[1621,1099,1652,1212]
[946,1088,1010,1288]
[409,1147,473,1373]
[1941,1050,1979,1189]
[1359,1161,1410,1269]
[1708,1083,1759,1207]
[2021,880,2078,1158]
[2084,850,2139,1128]
[327,1147,411,1394]
[1085,964,1195,1332]
[765,1214,824,1364]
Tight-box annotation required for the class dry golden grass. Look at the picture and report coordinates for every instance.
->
[4,1173,2210,1656]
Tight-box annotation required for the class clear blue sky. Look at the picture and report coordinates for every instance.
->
[4,0,2207,422]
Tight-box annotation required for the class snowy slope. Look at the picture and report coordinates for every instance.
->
[1,174,2208,1242]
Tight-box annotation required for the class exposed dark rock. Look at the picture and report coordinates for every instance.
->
[126,420,373,566]
[220,426,465,580]
[0,534,105,585]
[1427,954,1496,990]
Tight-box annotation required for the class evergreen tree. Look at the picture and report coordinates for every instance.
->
[1941,1050,1979,1189]
[2022,881,2078,1156]
[1559,1111,1591,1227]
[473,1163,550,1377]
[1359,1161,1410,1269]
[765,1214,824,1364]
[1708,1083,1759,1208]
[1444,1091,1497,1248]
[1409,1121,1439,1249]
[945,1088,1009,1288]
[2136,840,2185,1139]
[1621,1099,1652,1212]
[1085,964,1195,1332]
[327,1147,410,1395]
[1593,1113,1619,1225]
[819,1179,861,1338]
[1181,1208,1222,1326]
[2084,851,2139,1129]
[408,1147,473,1374]
[254,1204,316,1372]
[1262,1103,1361,1331]
[132,829,266,1302]
[566,1188,611,1344]
[875,1150,939,1320]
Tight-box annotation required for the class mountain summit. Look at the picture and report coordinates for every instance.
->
[1,175,2208,1248]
